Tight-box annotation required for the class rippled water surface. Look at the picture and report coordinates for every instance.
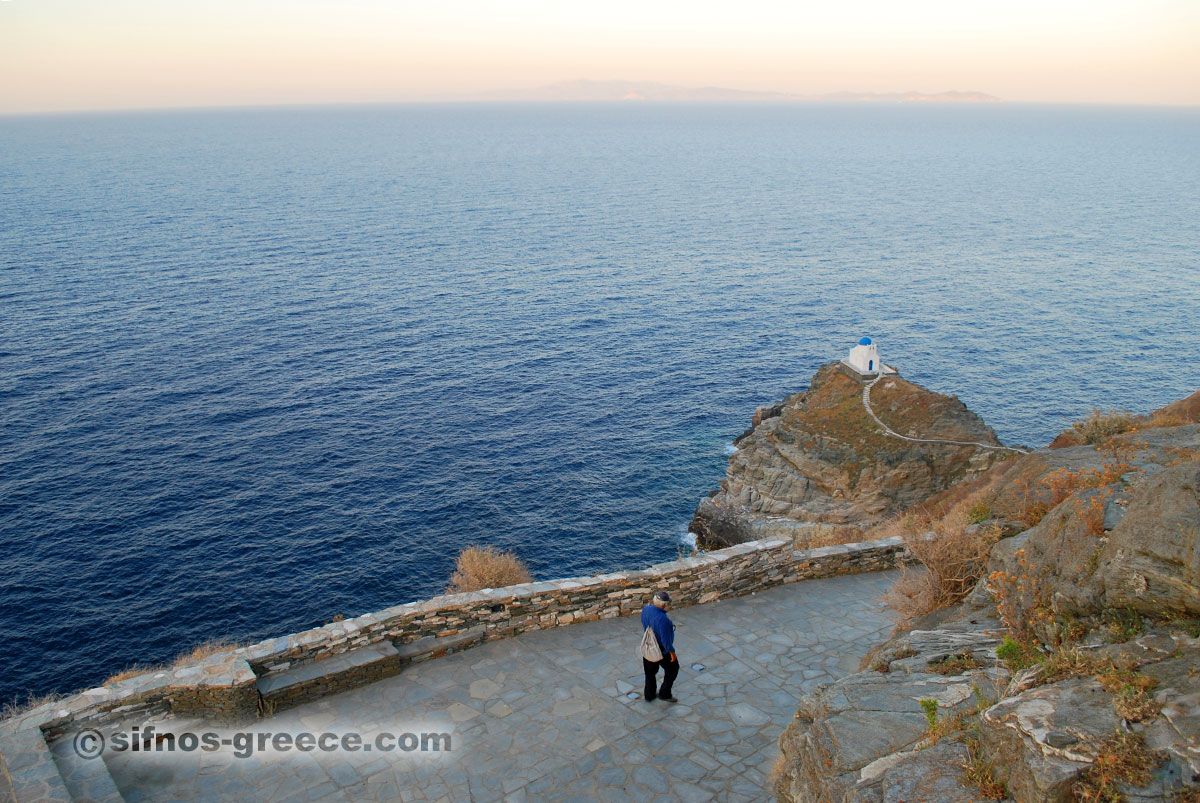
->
[2,103,1197,700]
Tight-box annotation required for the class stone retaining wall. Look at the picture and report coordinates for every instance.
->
[14,536,907,745]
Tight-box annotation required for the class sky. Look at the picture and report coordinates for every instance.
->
[1,0,1198,113]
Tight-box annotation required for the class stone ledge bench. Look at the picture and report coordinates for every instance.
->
[256,642,403,711]
[394,627,486,663]
[255,628,490,712]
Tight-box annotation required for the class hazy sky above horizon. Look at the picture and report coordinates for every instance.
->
[2,0,1198,113]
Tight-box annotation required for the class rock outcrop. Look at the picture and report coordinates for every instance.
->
[988,424,1200,626]
[776,606,1009,802]
[1100,462,1200,617]
[691,362,1008,548]
[773,402,1200,803]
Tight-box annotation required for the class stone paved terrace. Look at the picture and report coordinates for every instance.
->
[72,570,899,802]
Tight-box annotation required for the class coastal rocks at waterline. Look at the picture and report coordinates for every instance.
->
[691,362,1008,548]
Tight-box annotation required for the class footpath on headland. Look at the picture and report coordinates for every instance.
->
[101,570,899,802]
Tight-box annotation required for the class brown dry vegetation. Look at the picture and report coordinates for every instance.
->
[1072,730,1160,802]
[962,732,1008,800]
[1,690,66,721]
[884,513,1003,624]
[915,458,1018,522]
[1174,785,1200,803]
[446,545,533,593]
[801,526,870,549]
[878,472,1012,623]
[928,652,985,675]
[105,664,163,684]
[1071,408,1138,445]
[1006,440,1136,528]
[174,638,242,664]
[1055,392,1197,453]
[104,638,245,685]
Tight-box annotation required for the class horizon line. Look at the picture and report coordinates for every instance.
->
[5,97,1200,120]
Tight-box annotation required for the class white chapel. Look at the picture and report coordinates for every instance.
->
[843,337,897,377]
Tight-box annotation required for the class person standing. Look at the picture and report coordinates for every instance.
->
[641,590,679,702]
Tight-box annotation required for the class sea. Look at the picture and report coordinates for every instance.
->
[1,102,1197,702]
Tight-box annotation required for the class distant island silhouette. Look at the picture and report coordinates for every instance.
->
[484,79,1000,103]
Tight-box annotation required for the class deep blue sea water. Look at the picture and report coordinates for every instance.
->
[1,103,1198,702]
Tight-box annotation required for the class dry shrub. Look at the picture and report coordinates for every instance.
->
[1011,450,1133,528]
[884,514,1002,623]
[446,545,532,593]
[1040,647,1108,683]
[1072,408,1137,445]
[768,751,791,796]
[1097,665,1161,723]
[1076,489,1112,537]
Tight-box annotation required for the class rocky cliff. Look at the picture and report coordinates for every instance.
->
[691,362,1009,548]
[773,394,1200,802]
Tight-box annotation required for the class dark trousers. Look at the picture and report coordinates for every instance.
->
[643,655,679,699]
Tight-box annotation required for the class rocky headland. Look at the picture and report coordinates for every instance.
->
[691,362,1011,548]
[772,387,1200,802]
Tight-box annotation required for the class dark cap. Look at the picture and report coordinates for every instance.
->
[653,590,671,603]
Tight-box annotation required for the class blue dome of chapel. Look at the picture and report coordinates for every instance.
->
[858,336,873,346]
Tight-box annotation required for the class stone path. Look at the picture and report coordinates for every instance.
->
[861,374,1028,454]
[90,570,900,802]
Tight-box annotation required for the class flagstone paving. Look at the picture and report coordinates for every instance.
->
[96,569,900,802]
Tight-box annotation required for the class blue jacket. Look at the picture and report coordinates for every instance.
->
[641,604,675,655]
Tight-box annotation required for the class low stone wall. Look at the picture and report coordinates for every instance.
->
[245,535,905,679]
[15,535,907,746]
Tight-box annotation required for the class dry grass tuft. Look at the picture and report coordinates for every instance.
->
[768,751,791,795]
[1039,647,1108,683]
[1097,666,1161,723]
[1072,409,1137,445]
[1,691,67,722]
[928,652,985,676]
[1073,730,1160,801]
[173,638,242,664]
[446,545,533,593]
[1162,446,1200,467]
[105,664,164,684]
[862,511,930,542]
[104,638,245,685]
[803,526,868,549]
[962,732,1008,800]
[1143,412,1193,429]
[1174,785,1200,802]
